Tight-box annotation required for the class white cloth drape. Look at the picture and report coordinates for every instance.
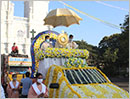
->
[38,58,86,79]
[38,58,68,79]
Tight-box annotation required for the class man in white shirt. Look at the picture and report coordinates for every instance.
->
[66,34,78,49]
[41,35,52,50]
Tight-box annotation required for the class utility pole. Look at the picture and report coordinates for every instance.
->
[6,0,9,53]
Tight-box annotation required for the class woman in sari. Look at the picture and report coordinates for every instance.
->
[28,73,48,98]
[6,74,20,98]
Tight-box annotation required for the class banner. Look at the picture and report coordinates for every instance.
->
[8,57,32,66]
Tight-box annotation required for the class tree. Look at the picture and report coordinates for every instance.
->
[118,15,129,68]
[75,40,99,66]
[98,34,120,76]
[98,14,129,76]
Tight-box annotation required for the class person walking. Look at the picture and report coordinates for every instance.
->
[6,74,20,98]
[21,72,32,98]
[28,73,48,98]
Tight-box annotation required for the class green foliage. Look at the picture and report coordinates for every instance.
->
[75,40,99,66]
[98,14,129,76]
[103,48,118,63]
[118,15,129,67]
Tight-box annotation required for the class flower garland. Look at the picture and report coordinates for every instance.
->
[78,69,89,83]
[92,69,105,83]
[64,57,88,68]
[85,69,97,83]
[68,70,77,84]
[81,69,92,83]
[72,69,83,83]
[35,48,89,61]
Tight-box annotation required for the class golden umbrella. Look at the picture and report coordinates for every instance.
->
[44,8,82,28]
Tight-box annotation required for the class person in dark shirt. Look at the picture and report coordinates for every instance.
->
[21,72,32,98]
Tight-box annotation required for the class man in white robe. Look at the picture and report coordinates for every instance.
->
[66,34,78,49]
[41,35,53,50]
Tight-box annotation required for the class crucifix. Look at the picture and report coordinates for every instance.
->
[30,29,36,42]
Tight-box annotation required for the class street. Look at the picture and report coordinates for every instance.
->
[109,77,129,92]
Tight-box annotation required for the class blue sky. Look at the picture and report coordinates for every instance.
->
[11,1,129,46]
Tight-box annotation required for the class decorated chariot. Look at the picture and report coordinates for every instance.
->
[30,30,129,98]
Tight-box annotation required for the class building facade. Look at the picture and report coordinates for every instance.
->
[1,1,50,57]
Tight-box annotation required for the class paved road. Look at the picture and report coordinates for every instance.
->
[109,77,129,92]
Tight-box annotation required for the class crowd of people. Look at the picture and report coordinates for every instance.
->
[1,72,48,98]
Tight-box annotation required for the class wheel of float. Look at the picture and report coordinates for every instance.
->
[57,33,68,46]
